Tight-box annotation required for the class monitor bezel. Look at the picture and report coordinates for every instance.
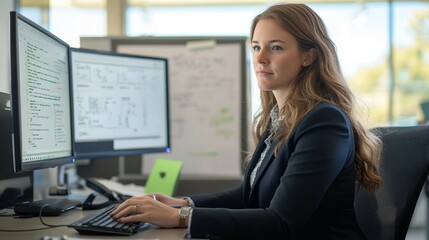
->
[10,11,75,172]
[70,47,171,159]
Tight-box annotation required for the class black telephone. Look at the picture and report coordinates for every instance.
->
[82,178,131,210]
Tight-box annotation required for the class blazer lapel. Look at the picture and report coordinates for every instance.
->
[243,130,271,205]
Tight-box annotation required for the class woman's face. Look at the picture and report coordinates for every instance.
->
[252,19,305,96]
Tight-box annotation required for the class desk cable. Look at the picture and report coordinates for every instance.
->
[0,204,69,232]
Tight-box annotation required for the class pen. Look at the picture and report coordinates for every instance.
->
[152,194,157,201]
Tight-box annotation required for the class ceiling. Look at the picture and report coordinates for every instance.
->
[20,0,429,9]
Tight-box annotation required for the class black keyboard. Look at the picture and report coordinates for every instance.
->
[69,205,145,236]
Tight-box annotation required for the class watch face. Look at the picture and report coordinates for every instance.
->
[180,207,191,216]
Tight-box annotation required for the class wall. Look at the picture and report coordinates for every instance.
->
[0,0,14,93]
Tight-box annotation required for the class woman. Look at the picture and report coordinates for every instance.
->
[111,3,383,239]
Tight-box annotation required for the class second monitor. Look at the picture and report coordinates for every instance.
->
[70,48,170,159]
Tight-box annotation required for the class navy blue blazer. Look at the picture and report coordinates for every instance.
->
[189,102,367,239]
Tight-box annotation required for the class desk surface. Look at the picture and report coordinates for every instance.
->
[0,208,191,240]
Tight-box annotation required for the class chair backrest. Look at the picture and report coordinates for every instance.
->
[144,158,183,196]
[420,101,429,121]
[355,126,429,240]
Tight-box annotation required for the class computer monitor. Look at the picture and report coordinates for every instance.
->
[70,48,170,159]
[9,11,81,215]
[10,11,75,172]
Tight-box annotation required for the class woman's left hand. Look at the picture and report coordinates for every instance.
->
[110,195,180,228]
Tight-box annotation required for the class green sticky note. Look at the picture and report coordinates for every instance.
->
[145,158,183,196]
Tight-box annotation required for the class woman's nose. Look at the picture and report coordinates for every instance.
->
[255,49,269,65]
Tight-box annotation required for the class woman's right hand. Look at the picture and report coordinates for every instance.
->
[110,195,181,228]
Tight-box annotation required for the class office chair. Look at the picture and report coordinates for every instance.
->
[355,126,429,240]
[144,158,183,197]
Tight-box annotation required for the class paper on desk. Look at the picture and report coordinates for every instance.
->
[94,178,146,197]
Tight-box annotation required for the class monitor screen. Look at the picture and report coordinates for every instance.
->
[10,12,75,172]
[70,48,170,159]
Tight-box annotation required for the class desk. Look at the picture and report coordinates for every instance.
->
[0,208,192,240]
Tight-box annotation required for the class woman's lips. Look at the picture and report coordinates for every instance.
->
[257,70,273,76]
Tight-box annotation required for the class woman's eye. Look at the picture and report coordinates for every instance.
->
[272,46,283,51]
[252,46,260,52]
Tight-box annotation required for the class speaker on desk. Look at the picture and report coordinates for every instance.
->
[0,92,32,209]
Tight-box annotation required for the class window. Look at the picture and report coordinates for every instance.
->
[127,3,391,126]
[19,0,107,47]
[19,1,429,127]
[392,2,429,125]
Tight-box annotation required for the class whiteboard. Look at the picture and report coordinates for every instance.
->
[113,38,248,176]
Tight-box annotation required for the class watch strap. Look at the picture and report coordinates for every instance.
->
[179,206,191,228]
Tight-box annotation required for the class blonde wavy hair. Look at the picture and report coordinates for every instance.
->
[248,3,382,191]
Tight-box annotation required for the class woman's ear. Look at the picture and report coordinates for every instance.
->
[301,48,317,67]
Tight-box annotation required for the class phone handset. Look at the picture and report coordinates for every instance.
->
[85,178,121,202]
[82,178,125,210]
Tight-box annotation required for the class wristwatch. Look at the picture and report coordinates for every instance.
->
[178,206,192,228]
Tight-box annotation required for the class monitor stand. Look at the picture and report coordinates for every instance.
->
[48,164,69,196]
[13,165,82,216]
[14,198,81,216]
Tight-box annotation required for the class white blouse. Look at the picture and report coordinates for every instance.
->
[250,106,284,188]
